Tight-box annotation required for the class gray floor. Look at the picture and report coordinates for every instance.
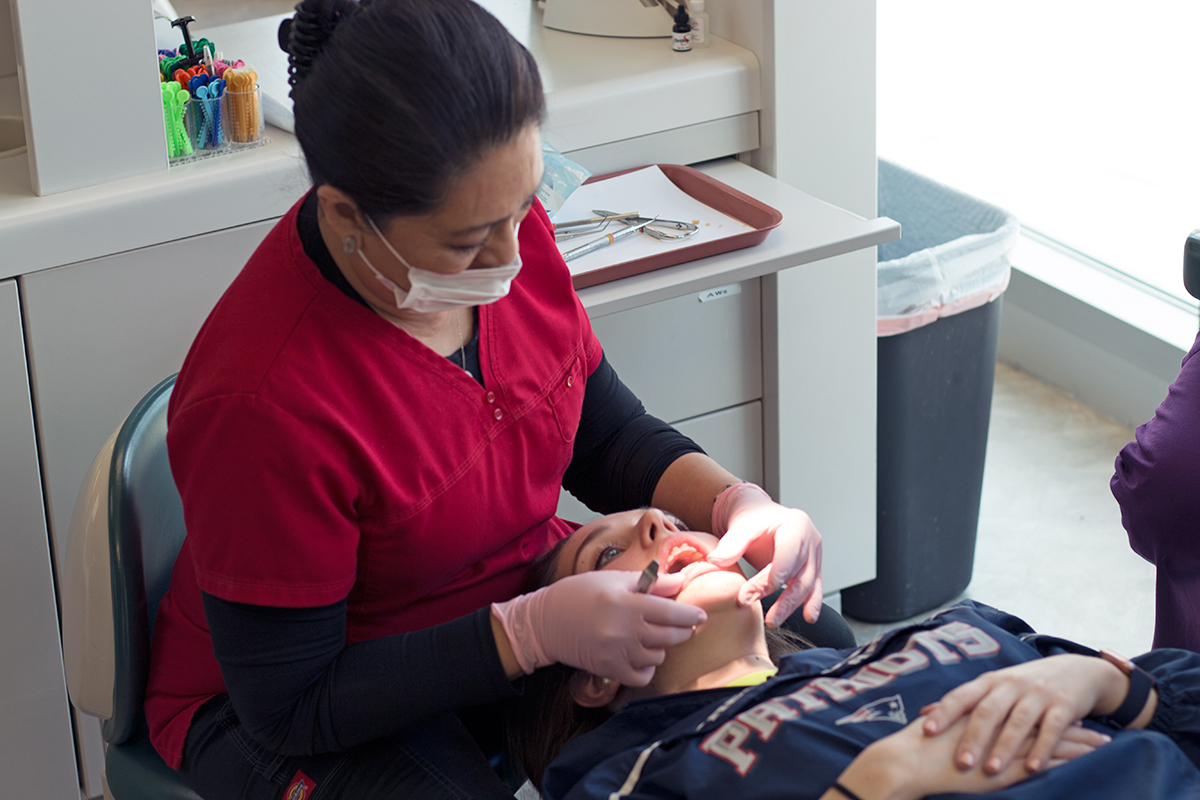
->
[842,361,1157,658]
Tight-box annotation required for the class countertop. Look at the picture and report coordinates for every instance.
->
[0,8,759,280]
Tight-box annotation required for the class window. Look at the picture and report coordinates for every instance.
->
[878,1,1200,304]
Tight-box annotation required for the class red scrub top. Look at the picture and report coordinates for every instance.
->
[145,196,602,768]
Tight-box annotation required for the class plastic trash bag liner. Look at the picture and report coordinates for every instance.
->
[537,141,591,219]
[877,159,1019,336]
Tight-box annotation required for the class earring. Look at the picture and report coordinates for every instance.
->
[343,236,357,255]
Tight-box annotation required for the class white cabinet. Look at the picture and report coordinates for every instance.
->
[22,220,275,568]
[593,278,762,425]
[0,280,78,800]
[674,402,764,486]
[556,278,764,526]
[556,397,765,527]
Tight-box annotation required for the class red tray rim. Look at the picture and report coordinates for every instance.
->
[567,164,784,290]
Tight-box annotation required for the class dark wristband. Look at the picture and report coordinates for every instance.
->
[831,781,866,800]
[1098,648,1156,728]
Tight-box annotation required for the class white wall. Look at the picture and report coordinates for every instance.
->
[1,0,16,79]
[709,0,881,592]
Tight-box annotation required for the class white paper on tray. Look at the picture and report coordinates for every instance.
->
[553,167,753,277]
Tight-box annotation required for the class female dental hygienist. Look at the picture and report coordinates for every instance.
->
[144,1,830,798]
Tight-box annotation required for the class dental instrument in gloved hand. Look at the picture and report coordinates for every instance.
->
[636,559,660,594]
[491,567,705,686]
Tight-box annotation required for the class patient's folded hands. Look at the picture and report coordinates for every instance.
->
[918,654,1134,775]
[827,655,1135,800]
[832,713,1110,800]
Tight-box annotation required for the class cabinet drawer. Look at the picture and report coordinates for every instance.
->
[671,400,763,486]
[557,400,763,526]
[589,279,762,424]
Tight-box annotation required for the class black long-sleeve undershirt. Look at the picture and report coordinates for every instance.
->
[202,598,515,755]
[199,194,705,756]
[560,350,703,513]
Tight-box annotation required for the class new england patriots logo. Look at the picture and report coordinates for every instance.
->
[835,695,907,727]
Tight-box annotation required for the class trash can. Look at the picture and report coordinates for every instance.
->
[840,160,1019,624]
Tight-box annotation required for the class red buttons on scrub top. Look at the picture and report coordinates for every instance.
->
[493,408,504,420]
[485,391,496,403]
[566,375,574,387]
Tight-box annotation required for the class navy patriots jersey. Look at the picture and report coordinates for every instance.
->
[545,602,1200,799]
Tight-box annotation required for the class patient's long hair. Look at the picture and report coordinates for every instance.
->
[506,535,813,792]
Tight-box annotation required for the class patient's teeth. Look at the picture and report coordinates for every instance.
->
[664,543,704,574]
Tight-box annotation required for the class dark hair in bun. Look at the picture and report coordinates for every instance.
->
[279,0,358,94]
[279,0,545,220]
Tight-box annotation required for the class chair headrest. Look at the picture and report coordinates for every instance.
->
[61,374,182,747]
[62,430,119,721]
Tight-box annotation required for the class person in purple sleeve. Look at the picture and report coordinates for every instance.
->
[1112,330,1200,651]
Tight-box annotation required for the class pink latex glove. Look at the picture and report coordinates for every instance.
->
[705,483,824,627]
[491,570,706,686]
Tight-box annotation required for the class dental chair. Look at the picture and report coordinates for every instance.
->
[62,374,201,800]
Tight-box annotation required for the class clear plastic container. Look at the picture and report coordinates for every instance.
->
[186,92,225,152]
[223,84,264,146]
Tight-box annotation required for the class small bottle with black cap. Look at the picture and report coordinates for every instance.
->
[672,4,692,52]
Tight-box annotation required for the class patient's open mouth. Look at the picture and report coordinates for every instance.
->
[655,535,726,589]
[663,542,706,574]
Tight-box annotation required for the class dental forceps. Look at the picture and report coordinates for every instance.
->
[592,209,700,241]
[553,212,641,241]
[561,217,658,262]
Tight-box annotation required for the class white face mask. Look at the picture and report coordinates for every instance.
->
[358,215,522,314]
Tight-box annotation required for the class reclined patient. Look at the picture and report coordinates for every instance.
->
[508,508,1200,799]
